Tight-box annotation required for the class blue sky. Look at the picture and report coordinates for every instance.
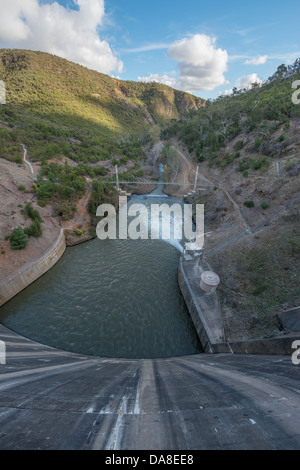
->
[0,0,299,99]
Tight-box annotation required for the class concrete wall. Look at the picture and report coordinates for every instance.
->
[178,256,300,356]
[279,307,300,333]
[0,229,66,307]
[178,258,213,353]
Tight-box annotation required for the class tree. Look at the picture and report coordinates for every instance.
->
[10,227,28,250]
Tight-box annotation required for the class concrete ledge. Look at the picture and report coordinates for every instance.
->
[178,256,225,353]
[0,229,66,307]
[212,334,300,356]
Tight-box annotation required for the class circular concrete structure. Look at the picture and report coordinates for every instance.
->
[0,323,300,450]
[200,271,220,295]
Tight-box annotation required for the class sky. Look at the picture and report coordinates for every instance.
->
[0,0,299,99]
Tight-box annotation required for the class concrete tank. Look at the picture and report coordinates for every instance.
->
[200,271,220,295]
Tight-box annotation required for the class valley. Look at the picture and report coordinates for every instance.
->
[0,50,299,345]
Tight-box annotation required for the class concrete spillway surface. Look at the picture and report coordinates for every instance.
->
[0,324,300,450]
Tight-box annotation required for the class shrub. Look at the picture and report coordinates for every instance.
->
[25,203,42,222]
[261,202,269,210]
[25,219,42,238]
[252,137,262,152]
[24,203,43,237]
[243,200,255,209]
[10,227,28,250]
[249,156,269,171]
[18,184,25,191]
[238,160,250,173]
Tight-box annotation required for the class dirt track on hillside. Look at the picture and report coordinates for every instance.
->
[0,156,61,280]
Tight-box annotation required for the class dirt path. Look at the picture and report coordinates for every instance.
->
[21,144,35,177]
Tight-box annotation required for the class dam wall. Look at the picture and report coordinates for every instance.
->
[0,228,66,307]
[178,254,300,356]
[178,255,225,354]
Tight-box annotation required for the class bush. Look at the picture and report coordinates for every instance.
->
[261,202,269,210]
[252,137,262,152]
[25,219,42,238]
[277,134,285,143]
[18,184,25,191]
[10,227,28,250]
[24,203,43,237]
[249,156,269,171]
[243,200,255,209]
[25,203,42,223]
[238,160,250,173]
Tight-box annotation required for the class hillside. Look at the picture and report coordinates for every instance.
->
[0,49,204,250]
[0,49,204,139]
[162,61,300,341]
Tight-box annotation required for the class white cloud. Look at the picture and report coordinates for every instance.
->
[168,34,228,92]
[236,73,262,90]
[138,35,228,93]
[219,73,263,96]
[122,43,170,54]
[222,88,234,96]
[245,55,268,65]
[138,73,177,88]
[0,0,123,75]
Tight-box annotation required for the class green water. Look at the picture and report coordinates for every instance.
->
[0,192,202,359]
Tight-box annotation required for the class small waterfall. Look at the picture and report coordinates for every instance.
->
[129,163,185,253]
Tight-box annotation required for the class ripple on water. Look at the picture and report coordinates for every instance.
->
[0,197,202,359]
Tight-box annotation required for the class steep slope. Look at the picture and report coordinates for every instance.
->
[0,49,204,139]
